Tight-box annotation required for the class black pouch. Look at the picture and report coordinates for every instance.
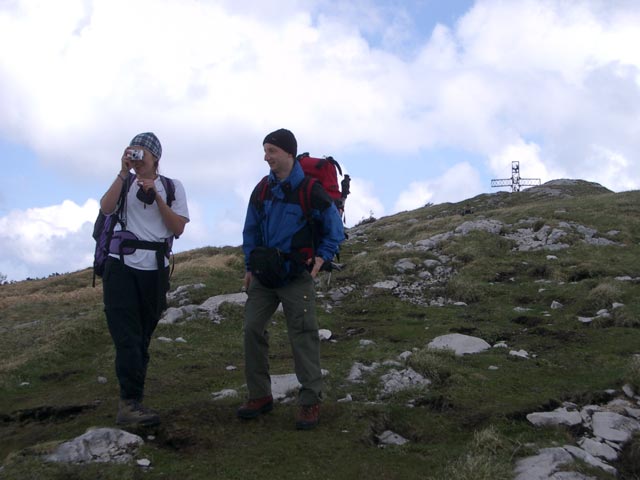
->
[249,247,289,288]
[136,186,156,205]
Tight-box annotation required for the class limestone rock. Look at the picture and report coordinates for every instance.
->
[211,389,238,400]
[513,447,574,480]
[379,368,430,397]
[45,428,143,464]
[372,280,398,290]
[454,219,503,235]
[198,292,249,322]
[562,445,616,475]
[377,430,409,446]
[318,329,332,341]
[526,408,582,427]
[394,259,417,273]
[591,411,640,443]
[427,333,490,356]
[577,437,618,462]
[347,362,380,383]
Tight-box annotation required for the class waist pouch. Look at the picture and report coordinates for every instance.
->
[110,230,169,269]
[249,247,306,288]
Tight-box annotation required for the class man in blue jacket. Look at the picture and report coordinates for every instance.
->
[239,128,345,430]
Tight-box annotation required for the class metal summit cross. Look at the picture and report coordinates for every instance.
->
[491,161,541,192]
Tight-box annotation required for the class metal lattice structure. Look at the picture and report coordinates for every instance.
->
[491,161,540,192]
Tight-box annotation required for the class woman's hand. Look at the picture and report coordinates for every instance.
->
[136,177,157,194]
[120,148,134,174]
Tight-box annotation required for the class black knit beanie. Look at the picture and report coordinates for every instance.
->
[263,128,297,157]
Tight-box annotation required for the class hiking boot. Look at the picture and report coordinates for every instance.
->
[237,395,274,419]
[295,404,320,430]
[116,399,160,426]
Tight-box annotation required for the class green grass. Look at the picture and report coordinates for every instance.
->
[1,183,640,479]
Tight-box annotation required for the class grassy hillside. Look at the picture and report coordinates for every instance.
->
[1,181,639,479]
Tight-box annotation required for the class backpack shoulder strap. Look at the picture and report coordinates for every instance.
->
[258,175,269,201]
[116,173,135,225]
[297,176,316,220]
[250,176,270,211]
[159,175,176,207]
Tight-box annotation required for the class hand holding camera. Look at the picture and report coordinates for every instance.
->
[121,148,145,171]
[136,178,157,205]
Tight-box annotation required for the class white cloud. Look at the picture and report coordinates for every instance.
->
[344,177,385,226]
[2,0,640,185]
[489,139,556,185]
[0,199,98,279]
[394,162,483,212]
[2,0,640,279]
[0,196,209,281]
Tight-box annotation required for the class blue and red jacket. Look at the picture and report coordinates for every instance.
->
[242,161,345,278]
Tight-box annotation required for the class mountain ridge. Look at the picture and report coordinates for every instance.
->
[1,178,639,479]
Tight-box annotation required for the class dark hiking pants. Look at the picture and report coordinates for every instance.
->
[243,271,323,405]
[103,257,169,401]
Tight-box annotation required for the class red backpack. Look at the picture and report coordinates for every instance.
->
[297,153,350,214]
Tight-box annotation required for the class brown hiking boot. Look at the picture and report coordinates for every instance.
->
[116,399,160,426]
[295,404,320,430]
[237,395,274,419]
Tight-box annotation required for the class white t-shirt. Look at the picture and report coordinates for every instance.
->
[109,176,189,270]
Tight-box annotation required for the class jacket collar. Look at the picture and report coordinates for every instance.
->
[268,160,304,196]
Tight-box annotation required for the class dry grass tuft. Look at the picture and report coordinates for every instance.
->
[586,282,621,311]
[0,279,101,311]
[177,254,239,272]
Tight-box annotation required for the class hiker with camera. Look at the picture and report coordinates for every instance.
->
[238,128,344,430]
[99,132,189,426]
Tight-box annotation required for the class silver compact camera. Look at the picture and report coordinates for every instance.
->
[127,149,144,161]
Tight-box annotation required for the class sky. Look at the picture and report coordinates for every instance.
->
[1,0,640,282]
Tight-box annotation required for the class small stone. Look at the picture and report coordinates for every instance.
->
[211,389,238,400]
[156,337,173,343]
[526,408,582,427]
[318,329,332,341]
[372,280,398,290]
[622,384,635,398]
[97,376,108,384]
[377,430,409,446]
[174,337,187,343]
[398,351,413,361]
[137,458,151,467]
[225,365,237,371]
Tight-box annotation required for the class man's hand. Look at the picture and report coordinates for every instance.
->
[310,257,324,278]
[243,271,253,291]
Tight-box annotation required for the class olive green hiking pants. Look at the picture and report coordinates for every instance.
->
[243,271,322,405]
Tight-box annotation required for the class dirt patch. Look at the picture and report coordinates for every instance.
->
[413,394,454,412]
[38,369,83,382]
[449,326,478,335]
[1,403,98,423]
[618,433,640,479]
[511,316,543,327]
